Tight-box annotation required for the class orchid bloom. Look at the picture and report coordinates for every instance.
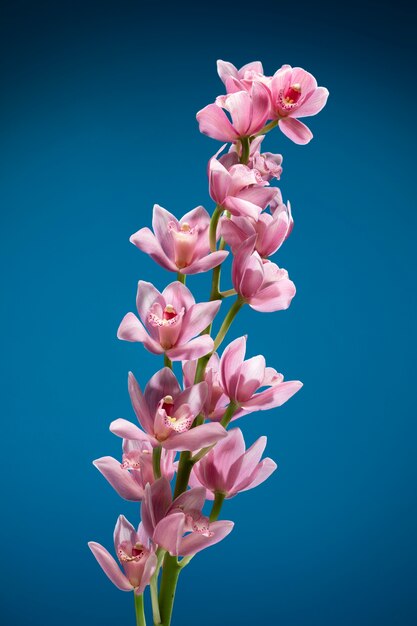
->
[196,82,270,143]
[208,156,278,220]
[268,65,329,144]
[93,439,176,501]
[129,204,228,275]
[110,368,227,451]
[221,136,283,182]
[232,236,296,312]
[219,336,302,416]
[182,352,228,420]
[189,428,277,499]
[217,59,265,90]
[221,202,292,258]
[117,280,221,361]
[88,516,157,594]
[142,478,234,556]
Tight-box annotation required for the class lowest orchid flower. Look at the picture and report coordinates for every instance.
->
[110,368,227,451]
[90,57,328,626]
[130,204,228,275]
[189,428,277,499]
[142,478,234,556]
[117,280,221,360]
[88,515,157,594]
[93,439,176,501]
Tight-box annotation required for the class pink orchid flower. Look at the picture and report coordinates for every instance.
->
[219,336,302,415]
[221,136,283,182]
[142,478,234,557]
[232,235,296,312]
[182,352,228,420]
[88,516,157,594]
[217,59,265,89]
[189,428,277,499]
[93,439,176,501]
[221,202,292,258]
[209,156,278,220]
[110,369,227,451]
[117,280,221,361]
[129,204,228,275]
[196,82,270,143]
[268,65,329,144]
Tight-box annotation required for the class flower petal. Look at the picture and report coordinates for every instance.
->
[93,456,144,501]
[129,228,176,272]
[153,512,185,556]
[179,520,234,556]
[144,367,180,416]
[295,86,329,117]
[166,335,214,361]
[152,204,177,259]
[88,542,133,591]
[162,422,227,451]
[179,300,222,344]
[241,381,303,411]
[117,313,163,354]
[220,336,247,400]
[182,250,228,275]
[128,372,154,434]
[279,117,313,145]
[197,103,239,142]
[110,418,156,444]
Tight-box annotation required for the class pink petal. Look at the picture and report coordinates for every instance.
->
[224,90,253,136]
[220,336,247,400]
[144,367,180,415]
[110,418,156,444]
[93,456,144,501]
[179,520,234,556]
[128,372,154,434]
[179,300,222,344]
[240,60,264,75]
[223,196,262,220]
[236,355,266,402]
[117,313,163,354]
[166,335,214,361]
[249,278,296,312]
[135,552,158,595]
[114,514,137,548]
[162,281,195,312]
[153,512,185,556]
[141,478,173,537]
[175,381,208,418]
[295,87,329,117]
[180,205,210,230]
[152,204,177,259]
[162,422,227,451]
[235,458,277,494]
[130,228,176,272]
[197,104,239,142]
[217,59,238,85]
[241,381,303,411]
[238,187,279,211]
[182,250,228,275]
[209,158,231,205]
[170,486,206,514]
[249,82,271,133]
[279,118,313,145]
[88,542,132,591]
[237,252,264,299]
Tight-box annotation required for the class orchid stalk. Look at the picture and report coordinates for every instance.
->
[89,58,328,625]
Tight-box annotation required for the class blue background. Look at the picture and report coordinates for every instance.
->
[1,0,416,624]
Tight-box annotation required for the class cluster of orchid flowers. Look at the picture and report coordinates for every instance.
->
[89,59,328,626]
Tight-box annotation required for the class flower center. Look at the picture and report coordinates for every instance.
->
[163,304,177,320]
[118,541,145,562]
[168,221,199,269]
[161,394,174,415]
[284,83,301,104]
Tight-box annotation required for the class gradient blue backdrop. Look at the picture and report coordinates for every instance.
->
[1,1,416,624]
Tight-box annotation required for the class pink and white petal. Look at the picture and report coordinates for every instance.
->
[279,117,313,145]
[237,252,264,299]
[141,478,173,539]
[240,61,264,76]
[175,381,208,418]
[217,59,239,84]
[223,196,262,220]
[249,82,271,133]
[182,360,197,389]
[166,335,214,362]
[295,87,329,117]
[144,367,180,415]
[262,367,284,386]
[117,313,163,354]
[219,336,247,399]
[93,456,144,501]
[216,428,246,477]
[182,250,228,275]
[129,228,176,272]
[162,422,227,451]
[238,186,279,211]
[135,281,161,324]
[135,552,158,595]
[128,372,153,434]
[110,418,156,444]
[162,281,195,312]
[88,542,132,591]
[236,355,266,402]
[180,205,210,230]
[153,512,185,556]
[171,486,206,514]
[179,520,234,556]
[224,90,253,136]
[233,436,267,482]
[209,158,231,205]
[248,279,296,312]
[179,300,222,344]
[114,514,137,548]
[152,204,177,258]
[197,104,240,142]
[291,67,318,94]
[240,380,303,411]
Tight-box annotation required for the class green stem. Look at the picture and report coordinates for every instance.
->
[213,297,244,351]
[173,451,193,498]
[150,577,161,625]
[254,119,279,136]
[153,446,162,480]
[220,288,237,298]
[158,554,181,626]
[134,593,146,626]
[210,264,222,301]
[210,491,226,522]
[220,400,239,428]
[164,354,172,369]
[240,137,250,164]
[209,205,222,252]
[176,272,186,284]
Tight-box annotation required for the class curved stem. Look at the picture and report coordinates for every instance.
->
[210,491,226,522]
[158,554,181,626]
[240,137,250,164]
[254,119,279,136]
[209,205,222,252]
[213,297,244,351]
[153,446,162,480]
[134,593,146,626]
[150,577,161,625]
[220,400,239,429]
[176,272,186,284]
[164,354,172,369]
